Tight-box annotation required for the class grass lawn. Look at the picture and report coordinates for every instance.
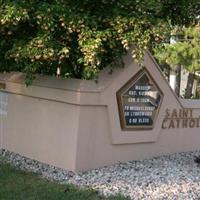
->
[0,163,129,200]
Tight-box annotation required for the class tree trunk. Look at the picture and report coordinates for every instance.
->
[175,65,181,97]
[185,73,195,98]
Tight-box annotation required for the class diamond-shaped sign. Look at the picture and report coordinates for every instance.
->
[117,69,163,130]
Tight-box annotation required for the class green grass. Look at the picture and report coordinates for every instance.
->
[0,163,129,200]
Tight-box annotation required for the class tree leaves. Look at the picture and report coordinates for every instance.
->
[0,0,199,84]
[154,26,200,73]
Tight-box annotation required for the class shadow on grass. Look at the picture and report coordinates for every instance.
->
[0,163,129,200]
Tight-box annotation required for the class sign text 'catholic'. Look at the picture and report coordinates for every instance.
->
[162,108,200,129]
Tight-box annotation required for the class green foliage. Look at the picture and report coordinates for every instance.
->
[0,0,199,84]
[154,26,200,73]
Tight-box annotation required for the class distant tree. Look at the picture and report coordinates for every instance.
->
[154,25,200,98]
[0,0,199,84]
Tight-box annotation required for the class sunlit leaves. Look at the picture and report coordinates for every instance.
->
[0,0,198,84]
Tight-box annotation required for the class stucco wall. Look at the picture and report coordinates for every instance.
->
[0,50,200,172]
[3,93,80,170]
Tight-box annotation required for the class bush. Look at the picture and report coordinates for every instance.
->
[0,0,198,84]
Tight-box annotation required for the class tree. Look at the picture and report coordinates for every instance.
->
[0,0,199,84]
[154,25,200,98]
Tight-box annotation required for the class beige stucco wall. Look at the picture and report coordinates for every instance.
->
[3,94,79,170]
[0,50,200,172]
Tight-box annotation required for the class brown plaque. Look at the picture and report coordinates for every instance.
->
[117,68,163,130]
